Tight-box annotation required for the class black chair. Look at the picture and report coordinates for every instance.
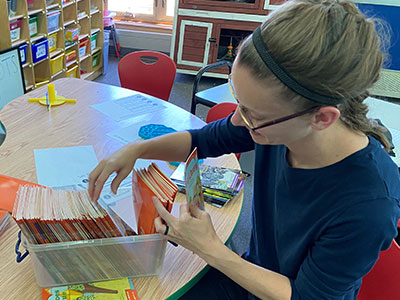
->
[190,60,233,115]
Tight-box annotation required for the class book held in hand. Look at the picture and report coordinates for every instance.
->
[184,148,204,210]
[42,277,140,300]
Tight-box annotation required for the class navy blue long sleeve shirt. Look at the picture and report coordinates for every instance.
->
[189,115,400,300]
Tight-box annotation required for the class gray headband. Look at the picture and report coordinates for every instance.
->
[252,26,344,105]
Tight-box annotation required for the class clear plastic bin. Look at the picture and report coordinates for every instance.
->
[20,233,166,287]
[47,10,60,33]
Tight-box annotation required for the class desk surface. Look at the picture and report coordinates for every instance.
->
[0,78,243,300]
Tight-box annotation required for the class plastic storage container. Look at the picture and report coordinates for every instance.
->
[92,50,101,69]
[79,38,89,57]
[9,19,22,42]
[91,32,98,50]
[19,44,28,65]
[29,16,38,37]
[65,28,79,41]
[50,53,64,75]
[21,234,166,287]
[65,50,76,62]
[66,65,78,78]
[47,10,61,33]
[48,32,57,52]
[31,39,48,63]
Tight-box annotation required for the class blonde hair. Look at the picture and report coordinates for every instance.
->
[237,0,392,151]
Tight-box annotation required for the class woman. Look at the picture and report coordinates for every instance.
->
[88,1,400,299]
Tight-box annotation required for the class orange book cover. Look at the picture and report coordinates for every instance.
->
[0,174,45,212]
[132,170,159,235]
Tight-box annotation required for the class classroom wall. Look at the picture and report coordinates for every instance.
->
[356,2,400,71]
[116,30,172,53]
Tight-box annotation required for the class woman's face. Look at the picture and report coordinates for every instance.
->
[230,62,314,146]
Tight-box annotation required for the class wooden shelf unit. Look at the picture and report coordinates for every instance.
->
[0,0,104,90]
[171,0,285,77]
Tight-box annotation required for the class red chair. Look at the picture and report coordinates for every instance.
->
[118,51,176,101]
[357,240,400,300]
[206,102,241,160]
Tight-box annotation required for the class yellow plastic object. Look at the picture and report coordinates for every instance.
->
[28,83,76,110]
[50,53,64,75]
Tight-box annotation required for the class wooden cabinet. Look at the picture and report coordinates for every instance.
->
[0,0,104,92]
[171,0,282,77]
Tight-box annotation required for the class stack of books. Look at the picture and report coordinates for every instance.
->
[170,163,248,208]
[12,186,127,244]
[132,163,178,235]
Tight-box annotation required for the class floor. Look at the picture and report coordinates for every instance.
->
[94,54,254,255]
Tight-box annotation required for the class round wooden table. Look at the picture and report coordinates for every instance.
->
[0,78,243,299]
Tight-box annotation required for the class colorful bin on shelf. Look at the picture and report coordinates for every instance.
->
[47,10,61,33]
[9,19,22,42]
[91,32,98,50]
[48,32,57,52]
[31,39,48,63]
[66,65,78,78]
[65,50,76,62]
[19,44,28,65]
[92,50,101,69]
[79,38,89,57]
[29,16,38,37]
[50,53,64,75]
[65,28,79,41]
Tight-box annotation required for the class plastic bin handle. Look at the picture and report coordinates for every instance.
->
[15,231,29,263]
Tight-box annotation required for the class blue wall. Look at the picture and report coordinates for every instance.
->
[357,4,400,71]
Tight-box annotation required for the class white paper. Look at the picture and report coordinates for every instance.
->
[91,94,167,122]
[34,146,99,187]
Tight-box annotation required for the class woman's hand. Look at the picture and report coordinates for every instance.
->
[88,143,142,201]
[153,197,224,259]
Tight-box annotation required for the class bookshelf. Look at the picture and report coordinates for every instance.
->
[0,0,104,92]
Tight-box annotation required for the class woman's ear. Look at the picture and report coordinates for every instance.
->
[310,106,341,131]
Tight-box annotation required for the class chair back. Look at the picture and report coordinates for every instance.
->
[206,102,238,124]
[357,240,400,300]
[206,103,241,160]
[118,51,176,101]
[191,60,232,114]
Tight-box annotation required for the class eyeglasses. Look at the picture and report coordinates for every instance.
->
[228,75,319,131]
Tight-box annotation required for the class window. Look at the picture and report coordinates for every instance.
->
[106,0,175,23]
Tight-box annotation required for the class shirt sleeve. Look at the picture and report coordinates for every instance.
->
[290,197,400,300]
[189,114,255,159]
